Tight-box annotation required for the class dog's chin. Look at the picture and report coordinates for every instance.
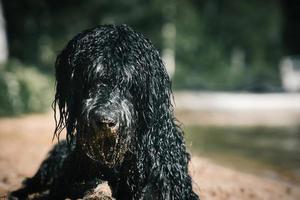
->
[79,129,128,168]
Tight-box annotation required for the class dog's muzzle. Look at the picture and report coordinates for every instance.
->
[79,110,129,168]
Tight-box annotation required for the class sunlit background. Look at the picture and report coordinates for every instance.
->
[0,0,300,199]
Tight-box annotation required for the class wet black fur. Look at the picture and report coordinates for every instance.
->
[10,25,199,200]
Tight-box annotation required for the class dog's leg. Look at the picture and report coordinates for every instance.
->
[9,141,73,199]
[8,177,45,199]
[108,178,131,200]
[45,143,109,199]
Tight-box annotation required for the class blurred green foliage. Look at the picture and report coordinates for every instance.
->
[1,0,285,115]
[3,0,164,73]
[3,0,282,88]
[174,0,282,91]
[0,60,53,116]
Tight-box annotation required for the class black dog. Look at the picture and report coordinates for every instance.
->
[10,24,199,200]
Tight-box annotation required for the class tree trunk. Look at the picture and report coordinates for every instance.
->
[161,1,176,78]
[0,0,8,65]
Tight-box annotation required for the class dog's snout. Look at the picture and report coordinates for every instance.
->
[91,110,119,131]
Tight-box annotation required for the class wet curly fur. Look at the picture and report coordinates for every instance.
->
[10,24,199,200]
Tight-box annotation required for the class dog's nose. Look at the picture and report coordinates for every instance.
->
[91,111,119,131]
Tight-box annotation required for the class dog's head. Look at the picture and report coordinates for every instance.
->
[53,25,172,168]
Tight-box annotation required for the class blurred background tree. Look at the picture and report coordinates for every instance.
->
[1,0,298,115]
[174,0,282,91]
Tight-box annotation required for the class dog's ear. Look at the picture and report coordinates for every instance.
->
[127,35,194,198]
[132,44,174,128]
[52,47,77,142]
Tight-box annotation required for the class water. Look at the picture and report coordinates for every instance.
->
[184,126,300,183]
